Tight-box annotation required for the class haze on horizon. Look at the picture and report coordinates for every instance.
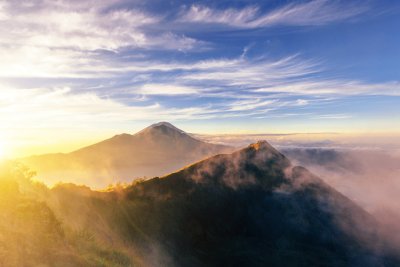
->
[0,0,400,158]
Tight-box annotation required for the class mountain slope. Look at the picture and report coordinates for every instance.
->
[117,141,388,266]
[49,141,399,267]
[20,122,233,188]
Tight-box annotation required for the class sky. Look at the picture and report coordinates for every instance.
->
[0,0,400,157]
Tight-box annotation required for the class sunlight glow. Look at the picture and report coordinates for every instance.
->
[0,141,6,159]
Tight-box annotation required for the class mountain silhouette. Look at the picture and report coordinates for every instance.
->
[20,122,233,187]
[48,141,399,266]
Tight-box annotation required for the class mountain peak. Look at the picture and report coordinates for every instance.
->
[248,140,272,151]
[136,121,186,135]
[246,140,282,156]
[154,139,291,190]
[151,121,184,131]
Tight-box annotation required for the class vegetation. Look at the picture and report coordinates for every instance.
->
[0,161,133,267]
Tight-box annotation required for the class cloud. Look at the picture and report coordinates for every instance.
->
[180,1,368,28]
[180,55,320,86]
[0,0,206,79]
[0,1,160,51]
[251,0,368,27]
[295,99,309,106]
[313,114,352,119]
[0,2,8,20]
[0,49,398,145]
[254,80,400,96]
[0,0,393,100]
[226,99,277,111]
[0,86,160,129]
[180,5,259,28]
[279,146,400,251]
[137,84,199,95]
[171,55,400,97]
[4,44,398,100]
[0,46,92,78]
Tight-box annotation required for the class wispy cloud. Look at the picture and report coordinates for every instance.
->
[254,80,400,96]
[1,2,156,50]
[149,55,399,97]
[313,114,353,119]
[137,84,199,95]
[179,55,320,87]
[0,0,205,78]
[226,99,278,112]
[180,1,368,28]
[180,5,259,28]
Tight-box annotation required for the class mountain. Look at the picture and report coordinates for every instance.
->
[20,122,233,188]
[45,141,399,267]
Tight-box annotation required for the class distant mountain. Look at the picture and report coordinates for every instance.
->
[49,141,399,266]
[20,122,233,187]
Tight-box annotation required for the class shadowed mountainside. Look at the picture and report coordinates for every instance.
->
[20,122,233,188]
[117,141,397,266]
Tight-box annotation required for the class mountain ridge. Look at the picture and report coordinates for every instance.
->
[110,141,397,266]
[19,122,234,188]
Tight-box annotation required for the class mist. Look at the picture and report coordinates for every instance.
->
[281,148,400,253]
[193,133,400,254]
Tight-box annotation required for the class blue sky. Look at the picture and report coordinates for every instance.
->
[0,0,400,155]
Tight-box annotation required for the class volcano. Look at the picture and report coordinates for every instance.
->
[82,141,397,266]
[21,122,233,187]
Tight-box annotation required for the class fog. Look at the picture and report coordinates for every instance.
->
[195,133,400,254]
[281,148,400,253]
